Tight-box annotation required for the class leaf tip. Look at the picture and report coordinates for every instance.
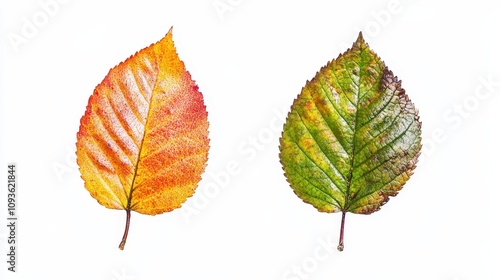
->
[357,31,363,40]
[354,31,367,49]
[166,26,175,41]
[164,26,174,42]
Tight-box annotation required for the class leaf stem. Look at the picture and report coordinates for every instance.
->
[118,209,131,250]
[337,211,346,252]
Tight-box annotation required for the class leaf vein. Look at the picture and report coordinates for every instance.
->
[295,111,348,183]
[285,142,342,208]
[317,78,354,132]
[353,120,417,182]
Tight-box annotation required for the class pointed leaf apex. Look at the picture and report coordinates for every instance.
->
[165,26,174,40]
[354,31,367,48]
[167,26,174,37]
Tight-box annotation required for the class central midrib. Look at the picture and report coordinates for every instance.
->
[125,55,161,211]
[343,50,365,213]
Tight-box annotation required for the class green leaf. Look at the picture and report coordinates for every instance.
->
[279,33,422,251]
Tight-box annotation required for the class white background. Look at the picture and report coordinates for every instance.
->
[1,0,499,279]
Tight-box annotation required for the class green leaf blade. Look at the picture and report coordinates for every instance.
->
[279,33,422,250]
[348,69,421,214]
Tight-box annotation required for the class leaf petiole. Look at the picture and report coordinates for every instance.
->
[118,209,131,250]
[337,211,346,252]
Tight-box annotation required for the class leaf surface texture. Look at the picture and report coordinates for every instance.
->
[76,28,209,248]
[279,33,421,250]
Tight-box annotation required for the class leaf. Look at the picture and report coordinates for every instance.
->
[76,27,209,250]
[279,33,421,251]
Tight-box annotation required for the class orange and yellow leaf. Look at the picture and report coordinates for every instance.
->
[76,27,209,249]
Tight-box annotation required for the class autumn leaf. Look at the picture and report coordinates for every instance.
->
[279,33,421,251]
[76,27,209,250]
